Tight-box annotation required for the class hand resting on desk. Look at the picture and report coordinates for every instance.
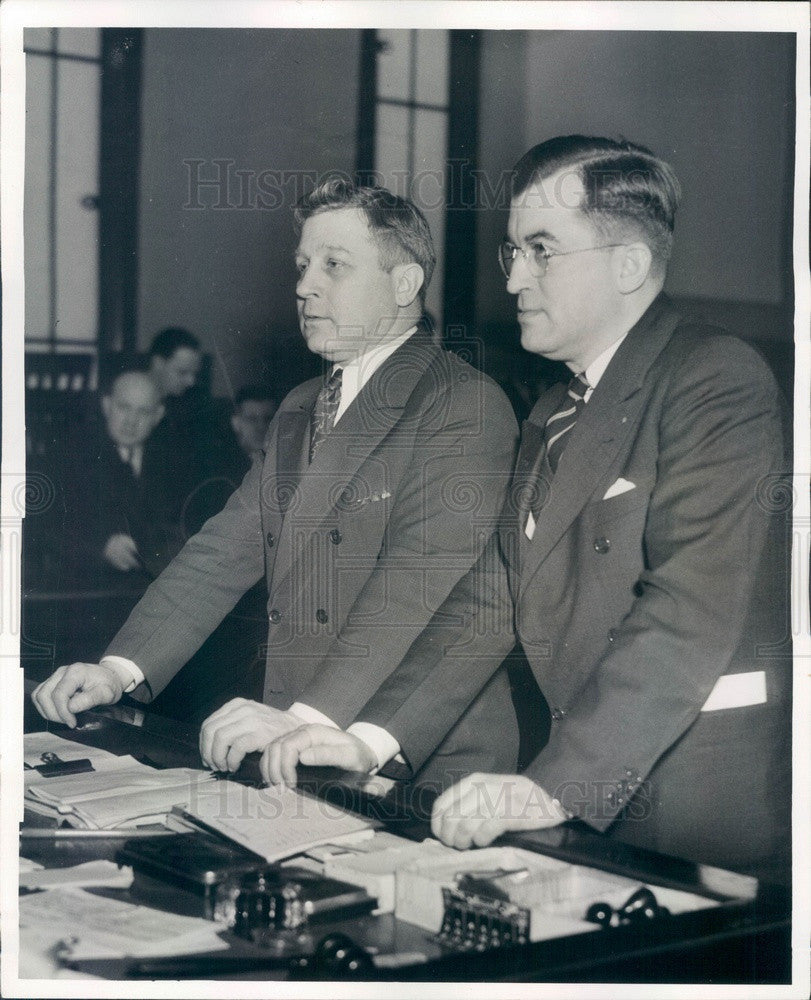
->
[259,724,376,787]
[198,698,304,772]
[31,662,126,728]
[430,773,568,850]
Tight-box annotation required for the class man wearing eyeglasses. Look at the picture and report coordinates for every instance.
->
[266,137,791,874]
[427,135,792,872]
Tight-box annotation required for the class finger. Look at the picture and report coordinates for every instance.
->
[66,681,117,717]
[434,783,483,846]
[49,668,91,727]
[199,705,243,766]
[210,720,259,772]
[432,773,475,817]
[430,778,476,839]
[259,745,271,786]
[225,733,258,773]
[262,739,285,787]
[31,672,61,721]
[33,665,76,721]
[298,737,371,772]
[279,739,302,787]
[450,817,485,851]
[198,723,215,769]
[471,817,507,848]
[209,726,236,772]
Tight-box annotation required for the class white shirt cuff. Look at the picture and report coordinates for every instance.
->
[282,704,403,773]
[288,702,340,728]
[99,655,144,694]
[346,722,402,771]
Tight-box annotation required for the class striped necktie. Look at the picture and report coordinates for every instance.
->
[309,368,343,463]
[543,372,590,474]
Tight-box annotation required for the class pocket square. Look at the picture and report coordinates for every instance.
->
[603,478,636,500]
[348,490,392,507]
[701,671,766,712]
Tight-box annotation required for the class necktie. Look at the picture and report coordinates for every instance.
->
[542,372,590,474]
[309,368,343,463]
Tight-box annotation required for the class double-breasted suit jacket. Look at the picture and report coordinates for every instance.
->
[358,296,792,870]
[105,333,519,728]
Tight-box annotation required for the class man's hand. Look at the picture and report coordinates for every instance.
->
[199,699,301,772]
[430,773,569,850]
[260,725,377,787]
[31,663,125,728]
[103,533,141,571]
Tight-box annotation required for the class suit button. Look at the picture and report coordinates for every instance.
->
[329,528,342,545]
[266,532,275,547]
[608,628,618,642]
[269,608,282,623]
[593,536,611,554]
[551,707,566,721]
[316,608,329,624]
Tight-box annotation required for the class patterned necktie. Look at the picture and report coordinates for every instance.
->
[309,367,343,463]
[543,372,590,474]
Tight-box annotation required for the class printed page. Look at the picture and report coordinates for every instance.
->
[182,780,372,863]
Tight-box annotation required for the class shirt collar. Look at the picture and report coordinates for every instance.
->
[332,325,418,421]
[579,330,631,390]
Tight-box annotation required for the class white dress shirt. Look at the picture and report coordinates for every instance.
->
[117,444,143,477]
[101,326,418,772]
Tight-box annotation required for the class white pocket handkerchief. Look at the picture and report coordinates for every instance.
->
[603,477,636,500]
[701,671,767,712]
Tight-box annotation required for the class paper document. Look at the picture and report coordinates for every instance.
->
[25,759,216,829]
[24,732,125,786]
[178,779,373,863]
[19,860,134,891]
[24,731,123,769]
[19,887,227,962]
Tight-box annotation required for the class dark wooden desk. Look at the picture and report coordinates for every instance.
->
[20,693,791,984]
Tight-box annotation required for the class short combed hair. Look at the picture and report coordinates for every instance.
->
[512,135,682,269]
[148,327,201,360]
[294,178,436,302]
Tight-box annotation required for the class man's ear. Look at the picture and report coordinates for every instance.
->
[615,242,653,294]
[392,262,425,308]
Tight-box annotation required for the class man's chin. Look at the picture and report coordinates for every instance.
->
[519,321,551,356]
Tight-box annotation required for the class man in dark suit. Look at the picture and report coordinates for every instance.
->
[32,180,519,778]
[264,137,791,874]
[59,370,180,588]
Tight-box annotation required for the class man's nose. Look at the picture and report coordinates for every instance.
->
[296,265,320,299]
[506,254,533,295]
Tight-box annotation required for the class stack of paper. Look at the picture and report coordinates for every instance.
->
[175,779,374,863]
[25,758,216,829]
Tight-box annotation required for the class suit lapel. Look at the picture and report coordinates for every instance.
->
[259,383,319,585]
[271,334,440,590]
[519,294,682,582]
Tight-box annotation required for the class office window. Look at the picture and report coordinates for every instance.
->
[358,29,480,339]
[24,28,102,358]
[371,30,451,332]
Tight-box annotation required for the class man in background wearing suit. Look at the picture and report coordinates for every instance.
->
[266,137,791,875]
[32,180,519,783]
[59,370,179,588]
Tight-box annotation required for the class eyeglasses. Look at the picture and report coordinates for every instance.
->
[498,239,627,280]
